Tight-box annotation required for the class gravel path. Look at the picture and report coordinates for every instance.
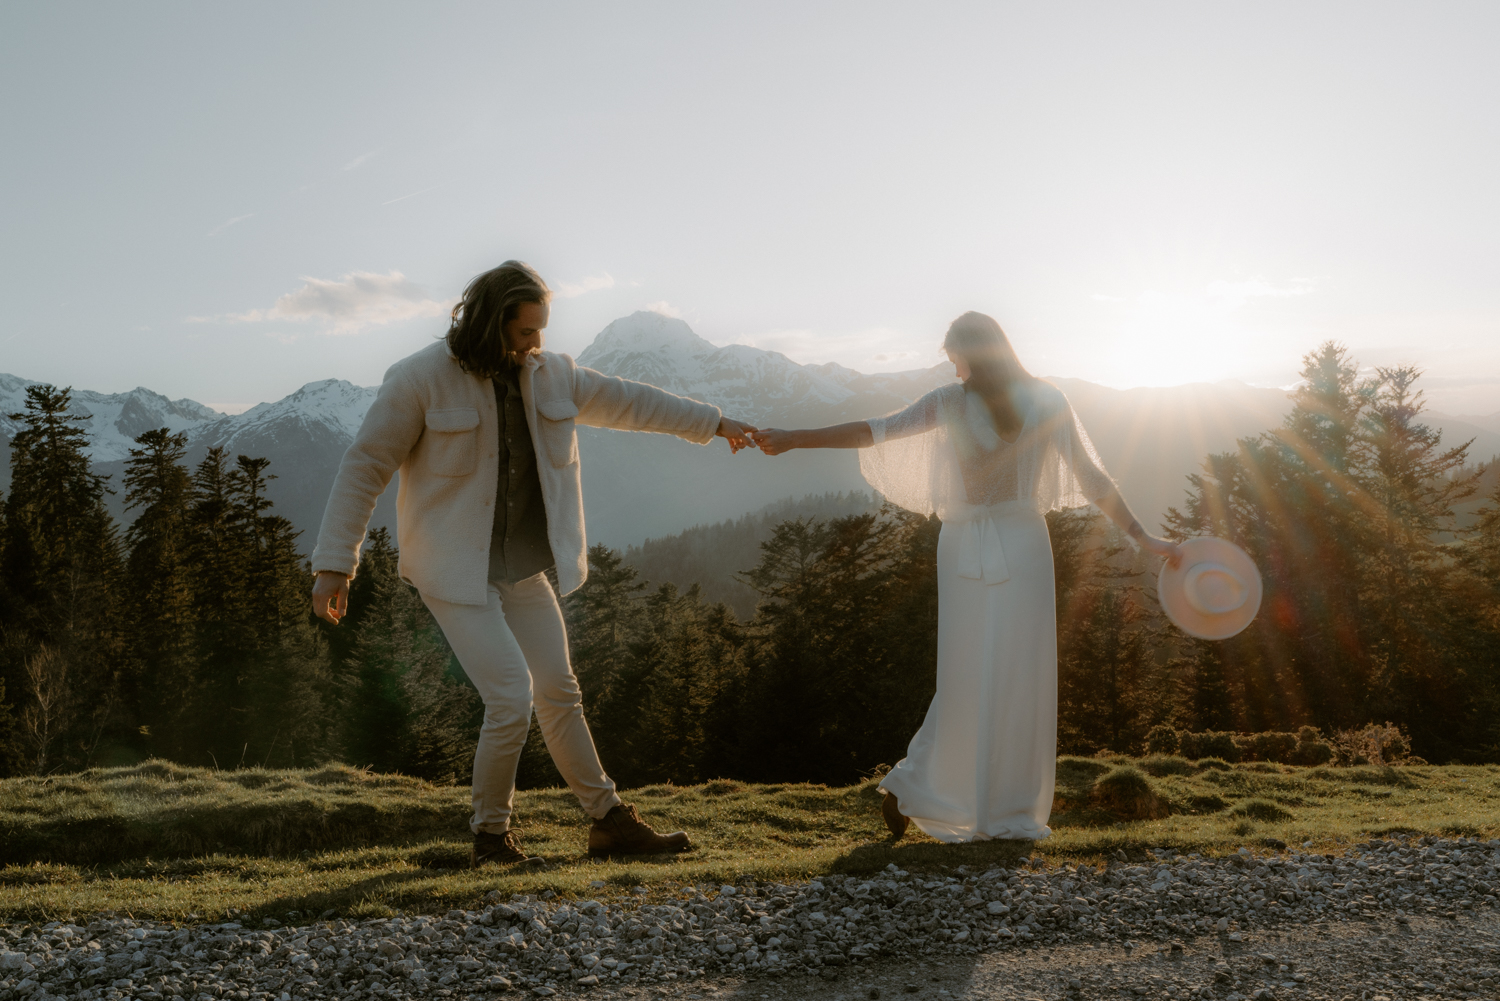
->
[3,835,1497,1001]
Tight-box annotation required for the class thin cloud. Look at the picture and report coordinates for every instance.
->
[644,301,682,318]
[1202,277,1314,307]
[555,273,616,298]
[207,213,254,237]
[189,270,451,336]
[342,151,377,172]
[381,187,436,206]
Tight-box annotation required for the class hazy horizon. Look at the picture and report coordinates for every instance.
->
[4,3,1498,415]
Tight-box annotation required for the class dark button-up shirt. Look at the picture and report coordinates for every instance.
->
[488,367,554,583]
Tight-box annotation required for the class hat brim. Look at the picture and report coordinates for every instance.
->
[1157,537,1262,640]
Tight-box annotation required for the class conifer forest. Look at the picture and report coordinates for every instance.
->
[3,342,1499,782]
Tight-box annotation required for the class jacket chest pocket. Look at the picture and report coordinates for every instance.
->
[535,399,579,468]
[422,408,481,477]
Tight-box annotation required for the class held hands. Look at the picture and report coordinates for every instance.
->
[311,570,351,625]
[716,416,760,453]
[749,429,795,455]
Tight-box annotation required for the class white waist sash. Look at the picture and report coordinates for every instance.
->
[943,499,1042,585]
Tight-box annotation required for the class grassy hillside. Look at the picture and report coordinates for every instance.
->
[2,757,1497,923]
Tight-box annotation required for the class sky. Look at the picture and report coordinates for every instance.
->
[2,2,1498,416]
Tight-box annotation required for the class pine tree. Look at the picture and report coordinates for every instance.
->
[2,386,121,640]
[180,450,332,769]
[590,581,744,786]
[0,385,123,773]
[121,428,197,759]
[1166,345,1486,757]
[228,455,329,768]
[563,545,648,707]
[1052,510,1171,753]
[179,448,252,765]
[1358,366,1478,756]
[737,511,936,784]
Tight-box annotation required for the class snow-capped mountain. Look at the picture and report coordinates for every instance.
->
[0,374,394,543]
[0,373,221,464]
[577,311,944,424]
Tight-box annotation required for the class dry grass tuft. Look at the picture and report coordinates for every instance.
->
[1230,798,1295,822]
[1089,766,1170,821]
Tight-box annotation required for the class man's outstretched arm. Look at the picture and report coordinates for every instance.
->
[572,365,758,451]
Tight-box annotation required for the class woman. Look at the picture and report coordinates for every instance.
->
[751,312,1180,843]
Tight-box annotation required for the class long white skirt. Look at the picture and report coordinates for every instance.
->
[879,501,1057,842]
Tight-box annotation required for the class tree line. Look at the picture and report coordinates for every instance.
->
[2,340,1499,782]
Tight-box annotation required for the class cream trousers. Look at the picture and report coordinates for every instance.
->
[421,574,622,834]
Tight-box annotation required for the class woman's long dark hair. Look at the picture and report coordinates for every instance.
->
[445,261,551,378]
[942,311,1037,439]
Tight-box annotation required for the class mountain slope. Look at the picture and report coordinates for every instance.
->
[577,311,948,424]
[622,491,883,619]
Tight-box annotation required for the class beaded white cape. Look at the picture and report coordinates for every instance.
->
[859,380,1115,519]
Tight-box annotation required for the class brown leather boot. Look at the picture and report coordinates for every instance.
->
[471,829,545,868]
[881,790,909,839]
[587,803,692,857]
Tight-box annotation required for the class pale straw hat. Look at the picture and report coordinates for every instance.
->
[1157,537,1263,640]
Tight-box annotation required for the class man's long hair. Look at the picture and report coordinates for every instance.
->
[445,261,552,378]
[942,311,1037,438]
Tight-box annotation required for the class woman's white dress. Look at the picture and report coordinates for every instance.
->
[863,380,1115,843]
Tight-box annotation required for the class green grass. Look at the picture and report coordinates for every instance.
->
[2,757,1498,924]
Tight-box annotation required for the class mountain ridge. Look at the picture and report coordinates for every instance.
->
[4,311,1497,547]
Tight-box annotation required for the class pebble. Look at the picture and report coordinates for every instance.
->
[0,835,1497,999]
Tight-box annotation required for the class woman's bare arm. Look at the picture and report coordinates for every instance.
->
[1094,487,1183,567]
[751,422,873,455]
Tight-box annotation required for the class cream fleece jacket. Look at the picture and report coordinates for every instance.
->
[310,341,722,604]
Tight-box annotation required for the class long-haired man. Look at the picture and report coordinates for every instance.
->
[310,260,756,865]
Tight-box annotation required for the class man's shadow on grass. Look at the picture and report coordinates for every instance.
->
[245,844,697,923]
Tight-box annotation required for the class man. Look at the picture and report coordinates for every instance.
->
[310,260,756,866]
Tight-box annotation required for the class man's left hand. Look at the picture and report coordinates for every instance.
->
[717,416,760,453]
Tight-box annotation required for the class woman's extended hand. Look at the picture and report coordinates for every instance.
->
[1139,534,1185,569]
[717,416,760,453]
[311,571,351,625]
[749,428,797,455]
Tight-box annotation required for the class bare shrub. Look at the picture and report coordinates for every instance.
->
[1331,722,1415,766]
[21,645,73,776]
